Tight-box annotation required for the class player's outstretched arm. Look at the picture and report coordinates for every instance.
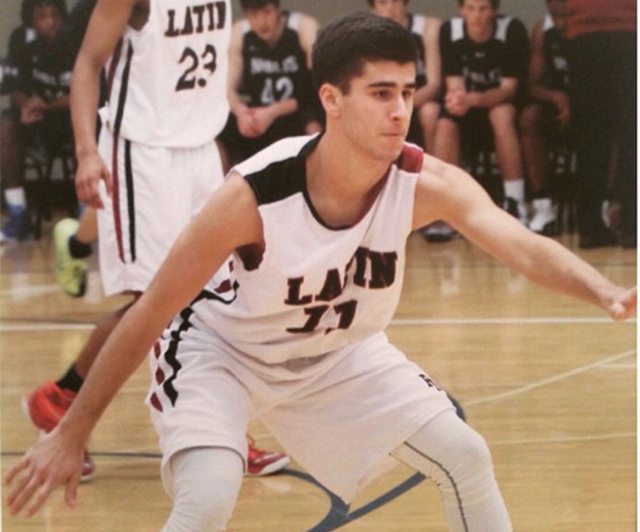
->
[4,174,263,517]
[414,156,637,319]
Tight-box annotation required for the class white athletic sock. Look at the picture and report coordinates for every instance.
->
[503,178,525,202]
[4,187,26,208]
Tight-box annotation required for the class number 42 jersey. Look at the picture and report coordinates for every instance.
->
[104,0,231,148]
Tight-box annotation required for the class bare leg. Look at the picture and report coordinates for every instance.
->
[73,295,138,378]
[418,102,441,156]
[75,206,98,245]
[434,117,461,165]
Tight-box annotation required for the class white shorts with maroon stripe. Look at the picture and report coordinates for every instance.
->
[146,326,454,503]
[97,129,224,296]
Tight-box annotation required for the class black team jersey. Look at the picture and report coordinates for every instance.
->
[239,11,319,129]
[440,14,530,102]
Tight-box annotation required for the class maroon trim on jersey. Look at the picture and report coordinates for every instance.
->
[396,143,424,173]
[111,134,125,262]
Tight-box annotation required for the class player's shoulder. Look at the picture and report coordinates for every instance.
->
[235,135,318,206]
[417,152,465,191]
[495,13,528,40]
[441,16,464,42]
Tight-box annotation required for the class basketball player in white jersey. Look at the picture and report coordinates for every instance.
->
[367,0,441,154]
[22,0,289,479]
[7,12,636,532]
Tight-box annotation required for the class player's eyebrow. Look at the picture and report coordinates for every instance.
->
[366,81,418,89]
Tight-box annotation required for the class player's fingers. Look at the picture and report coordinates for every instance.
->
[4,457,28,485]
[64,473,80,508]
[6,467,43,516]
[25,478,60,517]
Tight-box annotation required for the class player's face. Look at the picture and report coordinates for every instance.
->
[338,60,416,162]
[32,4,63,41]
[245,3,281,44]
[370,0,408,26]
[460,0,497,34]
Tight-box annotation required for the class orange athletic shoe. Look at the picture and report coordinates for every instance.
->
[246,439,290,476]
[23,380,94,481]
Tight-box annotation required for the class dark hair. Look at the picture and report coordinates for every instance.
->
[239,0,279,11]
[457,0,500,9]
[21,0,67,26]
[312,11,418,94]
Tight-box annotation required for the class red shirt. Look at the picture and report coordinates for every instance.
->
[566,0,637,38]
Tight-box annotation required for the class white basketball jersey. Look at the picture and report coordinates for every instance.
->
[104,0,231,147]
[188,136,424,365]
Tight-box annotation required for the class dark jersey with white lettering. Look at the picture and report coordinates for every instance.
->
[440,14,529,98]
[238,12,319,129]
[1,25,72,101]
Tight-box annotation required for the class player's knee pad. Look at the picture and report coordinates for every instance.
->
[163,447,244,532]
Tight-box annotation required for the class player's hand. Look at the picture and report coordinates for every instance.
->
[444,89,469,117]
[75,151,112,209]
[251,106,277,136]
[235,105,260,138]
[4,431,84,517]
[20,97,46,124]
[608,286,637,321]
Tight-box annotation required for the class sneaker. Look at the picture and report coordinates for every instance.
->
[23,380,76,433]
[22,381,94,482]
[0,205,32,243]
[421,221,456,243]
[528,198,559,236]
[246,439,290,476]
[54,218,87,297]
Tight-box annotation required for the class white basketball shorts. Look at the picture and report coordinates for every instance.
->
[97,129,224,296]
[147,327,454,503]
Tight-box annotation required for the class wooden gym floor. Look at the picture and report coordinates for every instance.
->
[0,227,636,531]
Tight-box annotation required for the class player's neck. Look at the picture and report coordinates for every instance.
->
[305,136,390,228]
[466,22,493,43]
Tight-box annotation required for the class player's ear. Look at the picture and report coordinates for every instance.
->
[318,83,343,117]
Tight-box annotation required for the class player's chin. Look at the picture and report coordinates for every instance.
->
[378,134,406,159]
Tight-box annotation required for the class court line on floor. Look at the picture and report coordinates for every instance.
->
[1,315,636,332]
[466,348,636,407]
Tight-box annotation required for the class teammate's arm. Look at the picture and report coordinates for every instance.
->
[71,0,141,207]
[414,16,442,107]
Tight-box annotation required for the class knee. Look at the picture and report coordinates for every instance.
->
[446,426,494,482]
[166,448,243,532]
[172,486,237,532]
[418,102,440,127]
[489,104,517,134]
